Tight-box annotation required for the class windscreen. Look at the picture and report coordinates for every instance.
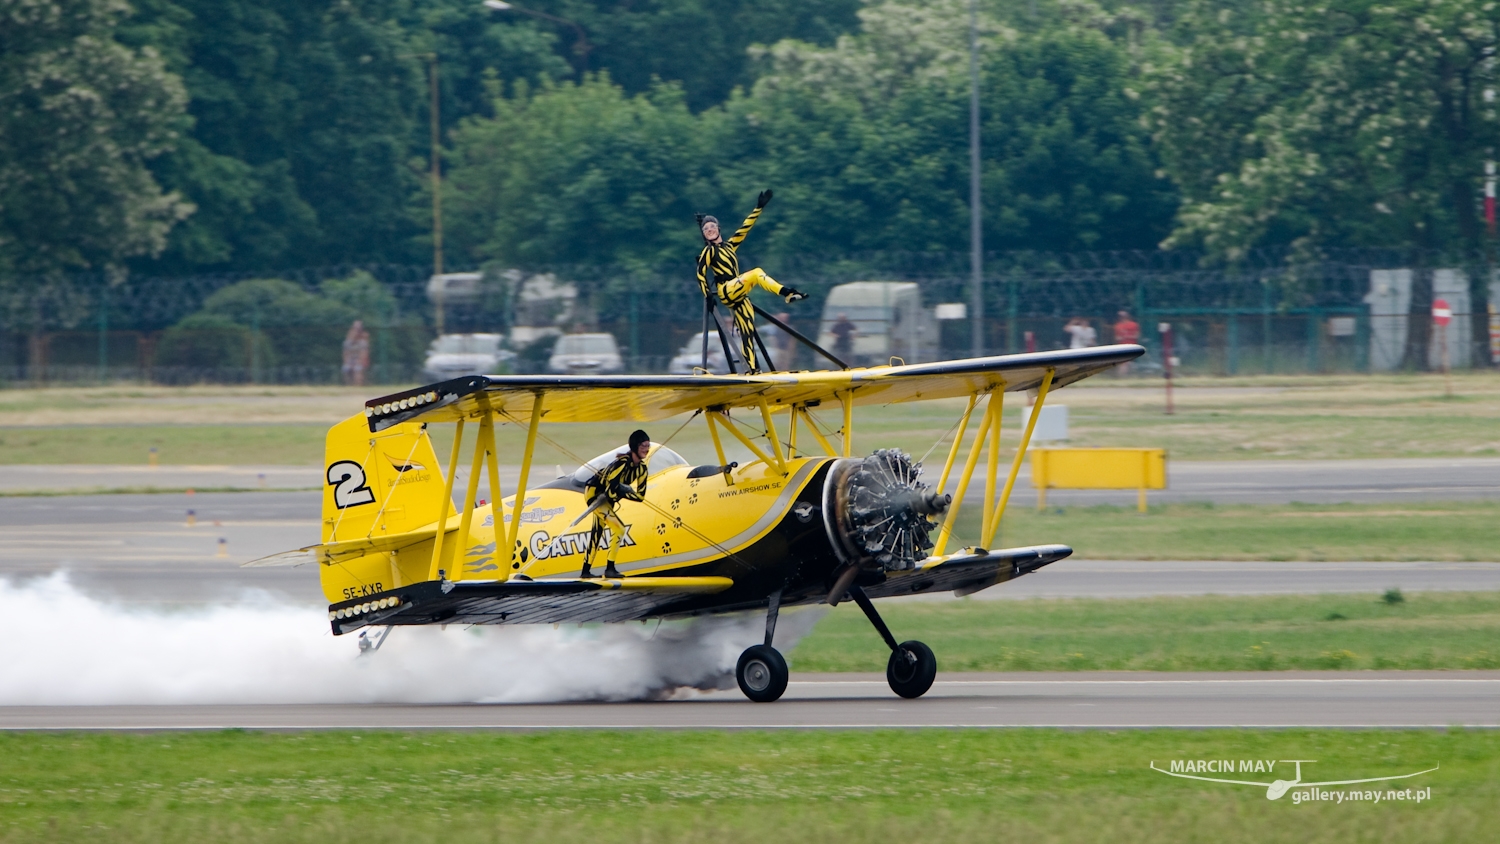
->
[570,444,688,484]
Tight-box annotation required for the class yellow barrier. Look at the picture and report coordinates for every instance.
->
[1030,448,1167,513]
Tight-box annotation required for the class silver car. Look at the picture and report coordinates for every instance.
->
[423,333,514,381]
[547,332,623,374]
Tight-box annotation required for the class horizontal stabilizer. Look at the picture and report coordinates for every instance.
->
[241,549,318,568]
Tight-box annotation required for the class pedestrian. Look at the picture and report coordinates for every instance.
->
[1064,317,1097,350]
[695,189,807,373]
[342,320,370,386]
[831,313,857,361]
[1112,310,1140,375]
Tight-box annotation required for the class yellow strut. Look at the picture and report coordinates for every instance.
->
[480,413,507,581]
[787,405,798,459]
[980,392,1004,544]
[427,417,465,582]
[932,392,995,556]
[451,416,488,583]
[705,411,727,466]
[983,369,1054,548]
[841,391,853,457]
[935,394,978,496]
[505,393,544,569]
[757,399,787,474]
[797,406,838,457]
[717,411,778,471]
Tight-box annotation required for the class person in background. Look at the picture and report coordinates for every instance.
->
[831,313,857,362]
[1064,317,1097,350]
[1112,310,1141,375]
[771,311,797,370]
[342,320,370,386]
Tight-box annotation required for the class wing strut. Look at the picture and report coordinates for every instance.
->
[427,418,465,582]
[982,367,1054,548]
[504,392,546,572]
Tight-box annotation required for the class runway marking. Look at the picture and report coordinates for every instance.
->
[4,723,1498,732]
[790,679,1500,686]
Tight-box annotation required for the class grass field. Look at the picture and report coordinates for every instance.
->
[788,591,1500,672]
[952,501,1500,562]
[1,372,1497,464]
[0,729,1489,843]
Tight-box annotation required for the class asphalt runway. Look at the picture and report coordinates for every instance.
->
[4,672,1496,730]
[3,492,1497,605]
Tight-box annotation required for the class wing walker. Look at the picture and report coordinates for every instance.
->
[253,342,1144,702]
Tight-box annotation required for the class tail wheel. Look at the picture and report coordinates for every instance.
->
[886,640,937,699]
[736,644,789,703]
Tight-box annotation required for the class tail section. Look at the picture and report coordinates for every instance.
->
[323,415,449,543]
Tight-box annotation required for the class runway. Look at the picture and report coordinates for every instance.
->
[4,672,1496,730]
[3,492,1497,604]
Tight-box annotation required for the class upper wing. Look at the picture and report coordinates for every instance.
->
[859,544,1074,600]
[364,346,1143,430]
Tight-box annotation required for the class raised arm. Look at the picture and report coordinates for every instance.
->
[727,189,773,247]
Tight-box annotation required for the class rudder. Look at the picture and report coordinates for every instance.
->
[322,415,449,543]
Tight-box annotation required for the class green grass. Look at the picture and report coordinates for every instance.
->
[963,501,1500,562]
[0,729,1490,843]
[790,592,1500,672]
[2,371,1498,464]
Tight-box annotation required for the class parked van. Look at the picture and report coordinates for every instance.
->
[816,282,938,367]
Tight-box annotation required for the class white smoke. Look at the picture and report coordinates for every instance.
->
[1,574,824,706]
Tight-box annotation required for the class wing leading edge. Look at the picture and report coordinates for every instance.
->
[364,345,1144,431]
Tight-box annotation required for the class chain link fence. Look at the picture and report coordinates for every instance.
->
[1,249,1494,385]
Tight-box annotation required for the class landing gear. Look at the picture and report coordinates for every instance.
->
[886,640,937,699]
[736,644,789,702]
[737,588,789,702]
[849,585,937,699]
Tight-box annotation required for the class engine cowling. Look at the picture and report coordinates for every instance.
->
[824,449,951,572]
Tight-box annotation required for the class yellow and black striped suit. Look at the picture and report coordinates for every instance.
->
[696,205,786,372]
[582,453,648,576]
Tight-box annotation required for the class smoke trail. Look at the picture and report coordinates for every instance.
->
[0,574,824,706]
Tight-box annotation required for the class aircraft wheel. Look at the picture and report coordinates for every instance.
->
[736,644,789,703]
[886,640,937,699]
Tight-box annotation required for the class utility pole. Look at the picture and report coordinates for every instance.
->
[428,53,445,336]
[968,0,983,358]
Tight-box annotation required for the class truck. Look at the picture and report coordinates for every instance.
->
[816,282,939,367]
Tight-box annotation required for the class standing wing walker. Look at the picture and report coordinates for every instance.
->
[248,345,1144,701]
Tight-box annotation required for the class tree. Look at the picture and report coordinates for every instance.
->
[1143,0,1500,259]
[120,0,426,272]
[0,0,191,277]
[442,74,723,268]
[725,0,1174,258]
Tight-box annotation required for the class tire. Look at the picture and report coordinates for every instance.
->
[886,640,937,699]
[736,644,789,703]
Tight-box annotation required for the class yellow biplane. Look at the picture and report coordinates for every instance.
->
[251,345,1142,701]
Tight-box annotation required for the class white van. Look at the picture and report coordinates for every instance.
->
[816,282,938,367]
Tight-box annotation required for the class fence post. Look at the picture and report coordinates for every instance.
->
[1227,312,1238,376]
[1306,308,1321,373]
[1006,276,1018,353]
[97,288,108,383]
[629,285,639,372]
[1261,279,1273,374]
[250,302,260,384]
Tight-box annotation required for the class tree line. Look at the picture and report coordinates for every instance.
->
[2,0,1495,287]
